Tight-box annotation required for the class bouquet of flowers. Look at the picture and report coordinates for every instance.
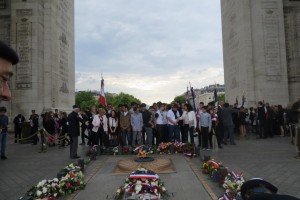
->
[173,141,183,153]
[26,163,85,199]
[202,159,221,175]
[157,142,173,154]
[59,171,85,195]
[221,171,245,200]
[115,167,168,200]
[27,178,60,199]
[64,163,81,173]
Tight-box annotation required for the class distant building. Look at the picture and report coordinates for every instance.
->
[185,84,225,106]
[198,84,225,105]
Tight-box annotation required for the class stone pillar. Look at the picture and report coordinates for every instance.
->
[250,0,289,106]
[221,0,256,107]
[283,0,300,103]
[0,0,75,119]
[221,0,290,107]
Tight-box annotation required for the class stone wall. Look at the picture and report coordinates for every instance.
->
[221,0,292,107]
[0,0,75,119]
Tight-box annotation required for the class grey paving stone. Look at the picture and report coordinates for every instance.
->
[1,133,299,200]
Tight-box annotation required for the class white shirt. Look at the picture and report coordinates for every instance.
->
[188,111,197,128]
[167,109,180,125]
[92,114,108,132]
[156,110,167,125]
[109,117,118,128]
[181,111,189,125]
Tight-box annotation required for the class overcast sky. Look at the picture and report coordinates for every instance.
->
[75,0,224,104]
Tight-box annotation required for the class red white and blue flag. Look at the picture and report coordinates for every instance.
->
[99,76,107,107]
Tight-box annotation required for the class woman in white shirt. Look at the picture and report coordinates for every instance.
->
[92,108,108,147]
[109,110,118,147]
[187,104,197,144]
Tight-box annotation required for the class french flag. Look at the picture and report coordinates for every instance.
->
[99,77,107,107]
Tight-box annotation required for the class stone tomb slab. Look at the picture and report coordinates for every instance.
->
[73,155,212,200]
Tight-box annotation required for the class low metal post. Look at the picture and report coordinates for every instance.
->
[295,126,300,159]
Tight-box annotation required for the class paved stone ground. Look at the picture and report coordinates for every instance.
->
[0,136,93,200]
[197,133,300,198]
[1,133,299,200]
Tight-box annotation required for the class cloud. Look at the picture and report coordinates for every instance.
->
[75,0,224,104]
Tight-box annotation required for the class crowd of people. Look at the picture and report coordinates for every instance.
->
[4,97,299,160]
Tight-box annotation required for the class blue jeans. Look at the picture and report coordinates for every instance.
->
[144,127,153,145]
[132,131,142,146]
[122,129,132,146]
[0,132,8,156]
[168,125,180,142]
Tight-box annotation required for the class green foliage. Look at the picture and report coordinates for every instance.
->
[75,91,141,110]
[218,94,225,102]
[172,95,186,104]
[75,91,97,110]
[106,92,141,108]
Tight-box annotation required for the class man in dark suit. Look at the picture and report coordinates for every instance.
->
[13,114,25,143]
[68,105,86,159]
[221,103,239,145]
[216,101,224,148]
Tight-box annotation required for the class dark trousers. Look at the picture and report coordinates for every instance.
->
[201,126,209,149]
[216,123,224,146]
[81,127,89,143]
[183,124,189,143]
[60,130,70,146]
[223,125,234,144]
[168,124,180,142]
[14,127,22,142]
[122,129,132,146]
[258,122,264,138]
[91,131,99,146]
[101,131,110,147]
[197,127,202,146]
[156,124,166,145]
[264,120,273,138]
[70,136,78,158]
[142,130,146,144]
[189,126,195,144]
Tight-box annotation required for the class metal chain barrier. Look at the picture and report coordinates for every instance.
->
[7,130,39,141]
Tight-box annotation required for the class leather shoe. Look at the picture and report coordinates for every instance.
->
[71,156,80,159]
[1,156,7,160]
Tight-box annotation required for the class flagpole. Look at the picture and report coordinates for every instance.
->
[189,82,197,112]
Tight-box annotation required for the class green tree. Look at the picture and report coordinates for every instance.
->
[218,94,225,102]
[75,91,97,110]
[106,92,141,108]
[172,95,186,104]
